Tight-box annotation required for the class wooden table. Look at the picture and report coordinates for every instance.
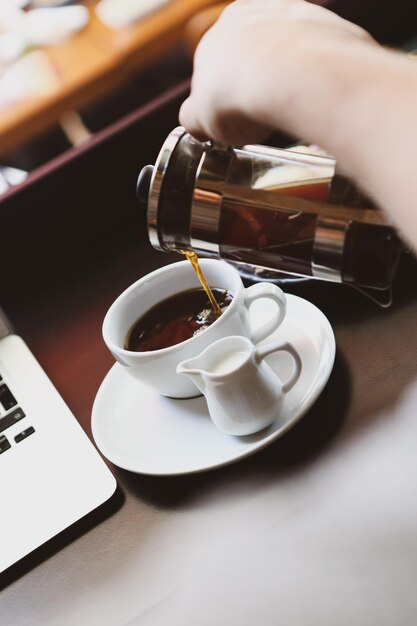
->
[0,0,217,158]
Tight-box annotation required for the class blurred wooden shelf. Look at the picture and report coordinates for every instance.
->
[0,0,217,158]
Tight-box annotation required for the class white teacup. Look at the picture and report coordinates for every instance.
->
[103,259,287,398]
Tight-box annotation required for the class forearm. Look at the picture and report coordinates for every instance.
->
[267,43,417,247]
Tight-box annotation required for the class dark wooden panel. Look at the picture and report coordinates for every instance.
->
[0,81,189,304]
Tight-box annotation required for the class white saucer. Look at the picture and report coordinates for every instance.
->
[92,294,335,476]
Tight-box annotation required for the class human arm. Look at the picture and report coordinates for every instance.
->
[179,0,417,251]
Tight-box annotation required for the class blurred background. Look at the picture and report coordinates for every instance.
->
[0,0,416,195]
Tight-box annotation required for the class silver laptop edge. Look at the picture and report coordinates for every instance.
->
[0,307,13,339]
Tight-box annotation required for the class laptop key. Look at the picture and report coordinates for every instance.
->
[0,384,17,411]
[14,427,35,443]
[0,435,11,454]
[0,407,25,433]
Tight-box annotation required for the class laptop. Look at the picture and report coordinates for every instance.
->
[0,307,116,573]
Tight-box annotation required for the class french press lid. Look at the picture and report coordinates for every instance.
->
[137,126,222,252]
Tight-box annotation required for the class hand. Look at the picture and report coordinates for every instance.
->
[179,0,375,146]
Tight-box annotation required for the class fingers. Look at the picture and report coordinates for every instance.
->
[180,95,273,146]
[179,97,210,142]
[179,0,377,147]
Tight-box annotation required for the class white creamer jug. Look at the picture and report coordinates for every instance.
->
[177,335,302,436]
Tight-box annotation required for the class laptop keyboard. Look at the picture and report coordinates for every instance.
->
[0,372,35,454]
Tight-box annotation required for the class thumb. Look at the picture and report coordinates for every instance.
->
[179,97,209,141]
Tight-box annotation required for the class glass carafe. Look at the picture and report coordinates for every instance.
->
[137,127,402,306]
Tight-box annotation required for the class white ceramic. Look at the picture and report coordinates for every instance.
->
[96,0,169,30]
[22,7,89,47]
[102,259,287,398]
[177,336,301,436]
[92,294,336,476]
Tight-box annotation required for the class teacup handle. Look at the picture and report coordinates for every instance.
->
[244,283,287,344]
[254,341,302,393]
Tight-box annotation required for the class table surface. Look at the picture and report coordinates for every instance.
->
[1,84,417,623]
[0,0,216,158]
[1,238,417,624]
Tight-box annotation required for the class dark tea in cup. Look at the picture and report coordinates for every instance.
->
[124,288,233,352]
[103,258,287,398]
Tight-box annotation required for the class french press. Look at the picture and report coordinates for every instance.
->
[137,127,402,306]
